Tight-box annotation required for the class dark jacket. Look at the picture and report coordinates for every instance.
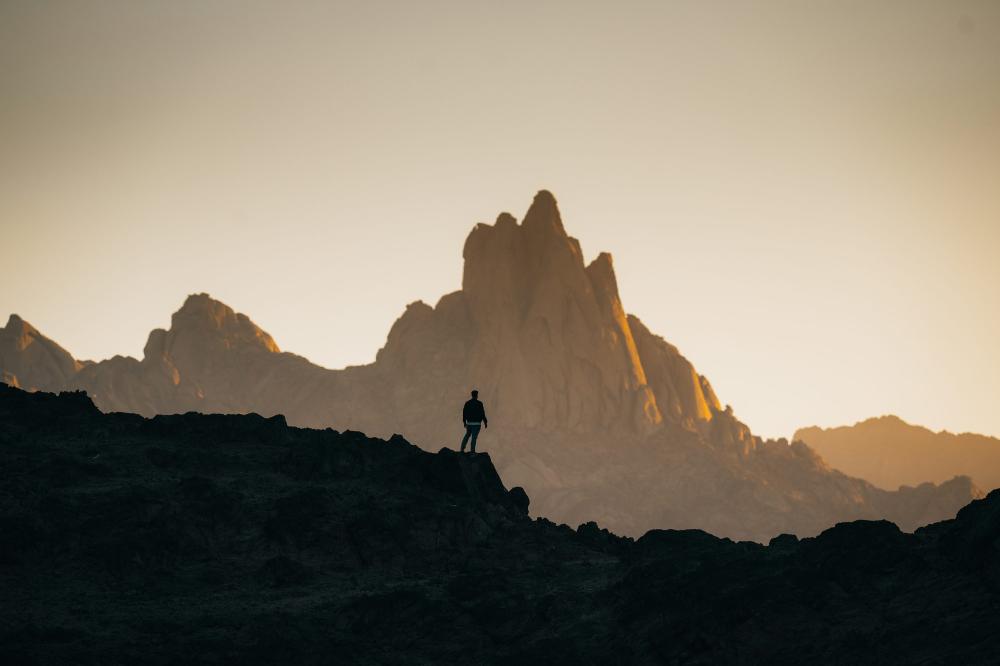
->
[462,398,487,426]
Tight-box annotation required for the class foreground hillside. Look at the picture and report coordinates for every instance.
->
[796,415,1000,492]
[2,386,999,665]
[0,191,978,541]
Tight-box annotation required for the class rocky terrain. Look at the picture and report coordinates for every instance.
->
[796,415,1000,492]
[0,191,980,541]
[1,385,999,665]
[0,314,84,392]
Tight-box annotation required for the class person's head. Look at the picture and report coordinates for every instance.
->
[471,389,479,399]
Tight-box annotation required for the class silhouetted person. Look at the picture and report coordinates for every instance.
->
[460,390,488,453]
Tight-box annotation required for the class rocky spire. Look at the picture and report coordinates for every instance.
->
[585,252,649,389]
[521,189,566,236]
[456,191,661,433]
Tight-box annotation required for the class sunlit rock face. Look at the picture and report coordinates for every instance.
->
[0,192,981,541]
[458,191,661,435]
[796,415,1000,493]
[627,314,719,434]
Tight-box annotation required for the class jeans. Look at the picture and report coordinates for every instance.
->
[460,424,481,452]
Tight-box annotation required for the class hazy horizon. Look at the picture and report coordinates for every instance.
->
[3,1,999,440]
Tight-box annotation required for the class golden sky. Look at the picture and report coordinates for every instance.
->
[2,1,998,439]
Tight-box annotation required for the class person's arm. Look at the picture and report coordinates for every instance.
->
[482,404,488,428]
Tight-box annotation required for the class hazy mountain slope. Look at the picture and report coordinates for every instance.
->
[796,415,1000,492]
[0,314,83,392]
[0,191,980,541]
[2,386,999,665]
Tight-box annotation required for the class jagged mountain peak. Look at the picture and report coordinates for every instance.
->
[167,293,280,354]
[1,313,63,354]
[173,292,237,326]
[0,191,981,541]
[584,252,620,300]
[178,291,218,312]
[495,211,517,228]
[0,313,80,392]
[3,313,41,342]
[5,313,26,330]
[454,191,661,434]
[521,189,565,235]
[462,191,589,300]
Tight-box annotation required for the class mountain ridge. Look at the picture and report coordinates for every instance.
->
[2,385,999,665]
[0,191,981,541]
[801,413,994,439]
[796,415,1000,492]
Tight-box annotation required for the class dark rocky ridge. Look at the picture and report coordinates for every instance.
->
[1,385,999,665]
[0,191,980,541]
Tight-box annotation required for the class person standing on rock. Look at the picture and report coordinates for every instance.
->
[460,390,488,453]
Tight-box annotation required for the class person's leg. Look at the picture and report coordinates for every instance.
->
[460,426,471,452]
[469,425,480,453]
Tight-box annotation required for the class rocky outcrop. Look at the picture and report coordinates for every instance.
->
[0,191,980,541]
[796,415,1000,492]
[0,314,81,392]
[71,292,301,417]
[627,314,720,433]
[1,386,998,665]
[458,192,661,434]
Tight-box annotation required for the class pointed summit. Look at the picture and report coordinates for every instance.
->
[0,313,80,391]
[3,314,43,342]
[521,189,566,237]
[169,293,280,354]
[585,252,621,304]
[5,313,25,330]
[462,189,582,298]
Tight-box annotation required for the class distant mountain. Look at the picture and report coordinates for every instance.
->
[3,386,999,665]
[795,415,1000,492]
[0,314,83,391]
[0,191,980,541]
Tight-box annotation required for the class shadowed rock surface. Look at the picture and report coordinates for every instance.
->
[0,192,979,541]
[1,386,999,665]
[796,415,1000,492]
